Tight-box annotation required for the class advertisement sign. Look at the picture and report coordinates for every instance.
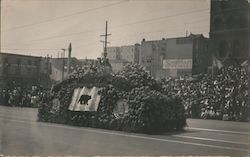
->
[68,87,101,111]
[163,59,192,69]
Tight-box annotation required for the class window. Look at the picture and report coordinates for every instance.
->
[219,40,228,58]
[152,44,156,51]
[176,38,192,44]
[3,58,9,68]
[220,1,230,10]
[28,60,32,65]
[4,58,8,64]
[226,15,235,29]
[142,57,145,63]
[232,40,240,57]
[15,58,21,74]
[16,58,21,65]
[214,17,224,31]
[25,65,31,73]
[2,58,9,74]
[146,56,152,63]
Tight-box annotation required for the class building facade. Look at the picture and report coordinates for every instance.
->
[139,34,209,79]
[49,57,81,83]
[0,52,83,88]
[209,0,250,65]
[107,44,140,73]
[106,47,121,60]
[0,52,51,89]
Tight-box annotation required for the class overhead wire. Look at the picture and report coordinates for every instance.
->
[1,0,127,32]
[2,16,210,50]
[26,8,209,42]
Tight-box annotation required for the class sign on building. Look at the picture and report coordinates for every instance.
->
[163,59,192,69]
[68,87,101,111]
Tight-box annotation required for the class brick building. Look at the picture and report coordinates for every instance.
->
[107,44,140,73]
[209,0,250,65]
[0,52,51,89]
[140,34,209,79]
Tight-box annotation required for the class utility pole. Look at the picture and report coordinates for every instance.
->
[67,43,72,75]
[100,21,111,58]
[61,48,66,81]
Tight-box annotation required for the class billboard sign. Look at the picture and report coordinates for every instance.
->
[163,59,192,69]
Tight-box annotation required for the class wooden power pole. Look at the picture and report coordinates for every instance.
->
[100,21,111,58]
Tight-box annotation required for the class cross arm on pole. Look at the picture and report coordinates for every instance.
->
[100,40,110,44]
[100,34,111,37]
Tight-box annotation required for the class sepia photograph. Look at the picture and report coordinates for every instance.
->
[0,0,249,156]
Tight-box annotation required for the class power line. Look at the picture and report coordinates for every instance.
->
[67,17,210,44]
[112,9,209,29]
[3,15,210,49]
[23,8,209,43]
[1,0,127,32]
[2,27,209,56]
[30,28,103,42]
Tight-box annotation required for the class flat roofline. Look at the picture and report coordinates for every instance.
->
[107,43,140,48]
[141,34,206,43]
[0,52,42,58]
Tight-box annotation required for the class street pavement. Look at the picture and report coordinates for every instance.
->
[0,105,249,156]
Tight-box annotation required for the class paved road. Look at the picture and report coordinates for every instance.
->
[0,106,249,156]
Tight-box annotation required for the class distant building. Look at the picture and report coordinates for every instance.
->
[79,58,98,67]
[0,52,51,89]
[106,47,121,60]
[140,38,168,78]
[119,44,140,63]
[209,0,250,65]
[49,57,81,83]
[107,44,140,73]
[0,52,84,88]
[140,34,209,79]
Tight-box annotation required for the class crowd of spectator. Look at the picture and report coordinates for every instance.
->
[1,62,248,122]
[0,86,46,107]
[161,65,249,121]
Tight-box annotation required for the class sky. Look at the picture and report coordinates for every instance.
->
[1,0,210,59]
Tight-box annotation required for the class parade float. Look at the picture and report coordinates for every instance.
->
[38,58,186,134]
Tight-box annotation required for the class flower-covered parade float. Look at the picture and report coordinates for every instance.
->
[38,60,186,134]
